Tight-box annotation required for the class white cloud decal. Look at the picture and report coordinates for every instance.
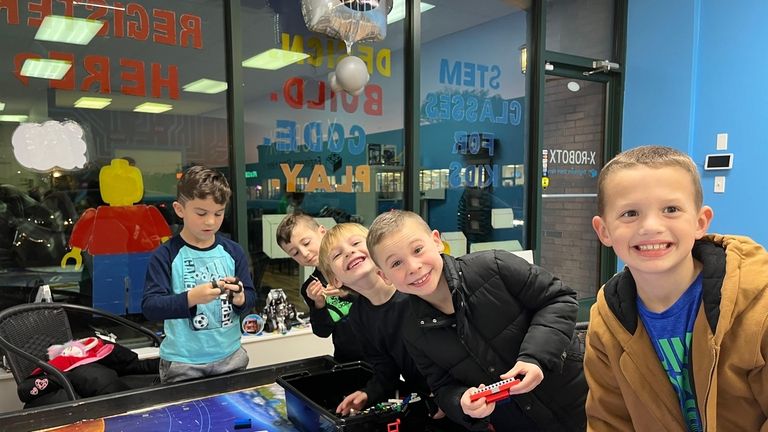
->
[11,120,88,171]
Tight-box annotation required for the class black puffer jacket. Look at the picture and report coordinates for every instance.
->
[403,251,587,431]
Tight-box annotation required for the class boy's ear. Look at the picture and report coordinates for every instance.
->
[695,205,714,239]
[318,225,327,235]
[172,201,185,219]
[591,215,613,247]
[431,230,444,252]
[376,268,392,286]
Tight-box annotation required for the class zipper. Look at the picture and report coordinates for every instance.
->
[701,343,718,431]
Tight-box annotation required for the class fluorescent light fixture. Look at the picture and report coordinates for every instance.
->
[20,58,72,80]
[0,115,29,122]
[133,102,173,114]
[0,102,5,111]
[74,96,112,109]
[35,15,103,45]
[242,49,309,70]
[183,78,228,94]
[387,0,434,24]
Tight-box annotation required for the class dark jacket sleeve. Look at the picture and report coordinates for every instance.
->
[301,271,335,338]
[232,241,257,313]
[403,329,489,431]
[494,250,578,372]
[142,243,194,321]
[348,307,399,404]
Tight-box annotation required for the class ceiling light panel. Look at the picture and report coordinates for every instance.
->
[242,49,310,70]
[35,15,104,45]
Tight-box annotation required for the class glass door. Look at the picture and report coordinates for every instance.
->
[539,75,608,317]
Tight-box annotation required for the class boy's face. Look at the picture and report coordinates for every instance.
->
[374,219,445,298]
[592,165,713,280]
[281,222,326,267]
[173,197,226,247]
[325,233,376,289]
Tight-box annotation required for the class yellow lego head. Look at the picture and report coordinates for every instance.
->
[99,159,143,206]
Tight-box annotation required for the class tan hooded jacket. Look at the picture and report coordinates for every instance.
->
[585,235,768,431]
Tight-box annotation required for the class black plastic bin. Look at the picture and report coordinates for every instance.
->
[276,362,427,432]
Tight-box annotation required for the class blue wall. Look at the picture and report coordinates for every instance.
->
[624,0,768,246]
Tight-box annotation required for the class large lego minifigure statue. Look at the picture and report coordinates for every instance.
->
[61,159,171,314]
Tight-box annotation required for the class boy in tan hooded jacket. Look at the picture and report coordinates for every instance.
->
[587,146,768,431]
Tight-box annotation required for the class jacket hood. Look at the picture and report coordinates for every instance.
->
[601,235,768,339]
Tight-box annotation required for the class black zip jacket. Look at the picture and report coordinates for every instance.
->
[403,251,587,431]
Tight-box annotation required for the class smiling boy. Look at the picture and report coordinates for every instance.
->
[317,223,436,419]
[367,210,587,431]
[587,145,768,431]
[276,213,362,363]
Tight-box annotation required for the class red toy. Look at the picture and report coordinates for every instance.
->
[469,378,521,403]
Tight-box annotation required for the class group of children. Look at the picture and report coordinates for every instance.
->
[141,146,768,431]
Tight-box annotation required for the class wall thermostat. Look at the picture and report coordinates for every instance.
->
[704,153,733,170]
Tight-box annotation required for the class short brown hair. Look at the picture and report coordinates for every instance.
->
[276,212,320,246]
[597,145,702,215]
[177,166,231,205]
[367,210,432,266]
[318,223,369,286]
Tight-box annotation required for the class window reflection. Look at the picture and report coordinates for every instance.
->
[419,3,529,254]
[0,1,229,332]
[241,1,404,312]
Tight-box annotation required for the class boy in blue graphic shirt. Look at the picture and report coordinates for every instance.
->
[587,146,768,431]
[143,166,257,383]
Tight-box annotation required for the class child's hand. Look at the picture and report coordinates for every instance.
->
[336,390,368,416]
[323,284,344,297]
[306,279,326,308]
[460,385,495,418]
[187,281,223,307]
[502,361,543,395]
[220,277,245,306]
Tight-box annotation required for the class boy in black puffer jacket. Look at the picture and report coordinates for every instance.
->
[368,210,587,431]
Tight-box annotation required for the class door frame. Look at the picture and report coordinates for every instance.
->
[528,0,627,296]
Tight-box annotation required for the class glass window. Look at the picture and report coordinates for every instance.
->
[0,1,229,336]
[240,1,404,312]
[546,0,615,60]
[420,2,529,256]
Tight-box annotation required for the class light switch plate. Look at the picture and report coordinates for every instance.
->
[714,176,725,193]
[716,133,728,151]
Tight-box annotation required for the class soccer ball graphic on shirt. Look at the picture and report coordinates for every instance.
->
[192,314,209,330]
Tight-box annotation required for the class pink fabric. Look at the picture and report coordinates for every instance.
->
[30,337,114,375]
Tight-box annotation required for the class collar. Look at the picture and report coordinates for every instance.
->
[604,239,725,334]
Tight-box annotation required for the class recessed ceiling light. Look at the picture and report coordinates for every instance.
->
[74,96,112,109]
[0,102,5,111]
[0,115,29,122]
[20,58,72,80]
[242,49,310,70]
[133,102,173,114]
[35,15,104,45]
[183,78,228,94]
[387,0,435,24]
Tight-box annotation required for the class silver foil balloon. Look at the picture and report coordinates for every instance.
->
[301,0,392,53]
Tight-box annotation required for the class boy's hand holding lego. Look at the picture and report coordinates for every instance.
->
[306,278,327,308]
[502,360,543,395]
[218,276,246,306]
[336,390,368,416]
[461,384,497,418]
[460,360,543,418]
[187,277,245,307]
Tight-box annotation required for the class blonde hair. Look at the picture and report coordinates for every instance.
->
[367,210,432,266]
[597,145,703,215]
[318,223,369,286]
